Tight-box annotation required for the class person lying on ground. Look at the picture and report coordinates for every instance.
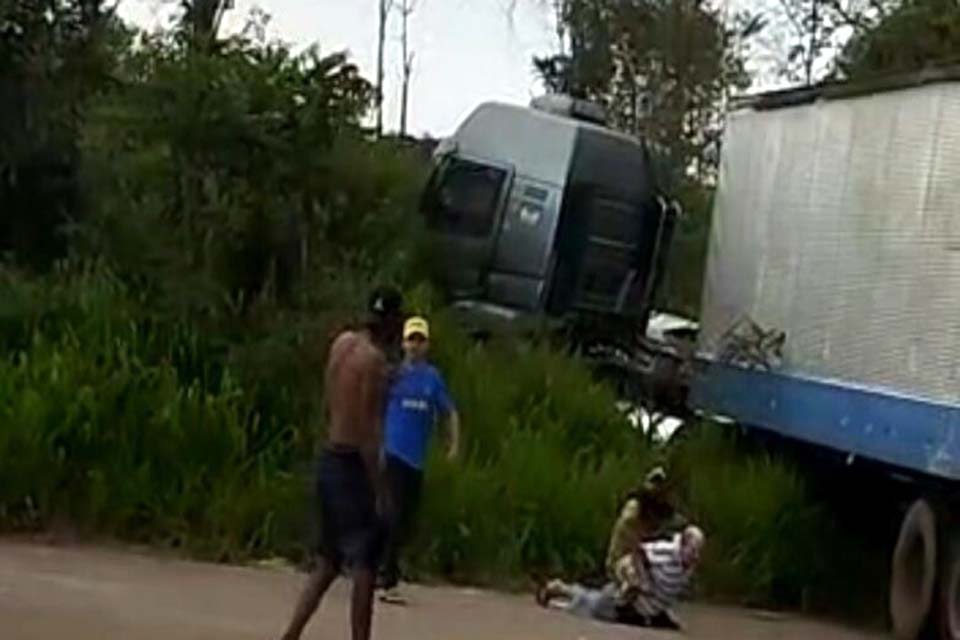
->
[378,315,461,604]
[538,525,706,632]
[276,287,404,640]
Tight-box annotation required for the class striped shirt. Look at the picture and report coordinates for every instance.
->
[614,533,690,617]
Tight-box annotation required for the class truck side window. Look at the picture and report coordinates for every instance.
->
[424,158,507,238]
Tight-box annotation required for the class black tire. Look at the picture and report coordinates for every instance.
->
[891,499,938,640]
[937,520,960,640]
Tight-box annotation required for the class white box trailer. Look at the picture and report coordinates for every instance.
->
[688,69,960,640]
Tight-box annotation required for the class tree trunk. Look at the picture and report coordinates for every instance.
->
[806,0,819,86]
[399,0,413,137]
[376,0,390,138]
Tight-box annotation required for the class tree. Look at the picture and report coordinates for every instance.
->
[0,0,122,267]
[782,0,828,84]
[376,0,392,137]
[767,0,960,82]
[533,0,616,100]
[838,0,960,78]
[756,0,895,84]
[533,0,756,184]
[398,0,418,137]
[82,36,377,310]
[177,0,233,52]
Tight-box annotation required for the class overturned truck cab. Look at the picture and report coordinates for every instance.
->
[421,96,678,339]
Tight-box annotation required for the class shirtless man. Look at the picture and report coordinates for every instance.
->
[278,286,404,640]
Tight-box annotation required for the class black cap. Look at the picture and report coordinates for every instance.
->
[368,286,403,318]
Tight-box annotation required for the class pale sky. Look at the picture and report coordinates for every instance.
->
[117,1,794,138]
[118,0,559,138]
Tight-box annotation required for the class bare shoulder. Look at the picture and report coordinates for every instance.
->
[331,330,358,349]
[325,331,360,376]
[329,330,362,358]
[358,337,386,369]
[330,331,383,368]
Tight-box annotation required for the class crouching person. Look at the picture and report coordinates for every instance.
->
[538,525,705,631]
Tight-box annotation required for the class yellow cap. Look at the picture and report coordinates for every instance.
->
[403,316,430,340]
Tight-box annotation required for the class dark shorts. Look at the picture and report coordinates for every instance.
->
[316,447,384,573]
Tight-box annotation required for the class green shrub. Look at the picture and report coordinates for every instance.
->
[0,266,888,621]
[0,267,652,580]
[0,267,306,562]
[413,436,648,585]
[671,425,831,608]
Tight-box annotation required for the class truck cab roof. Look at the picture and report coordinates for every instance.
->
[443,101,644,186]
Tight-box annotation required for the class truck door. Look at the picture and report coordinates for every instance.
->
[486,177,562,311]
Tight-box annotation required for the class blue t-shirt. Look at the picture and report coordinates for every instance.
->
[384,361,455,470]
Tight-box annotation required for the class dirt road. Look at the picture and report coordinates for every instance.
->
[0,541,884,639]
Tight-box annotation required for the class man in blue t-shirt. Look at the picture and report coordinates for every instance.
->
[378,316,460,603]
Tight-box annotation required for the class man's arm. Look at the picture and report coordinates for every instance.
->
[433,370,459,461]
[444,408,461,461]
[360,347,389,495]
[608,498,641,563]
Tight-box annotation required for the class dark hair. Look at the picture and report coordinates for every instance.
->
[360,286,402,356]
[368,286,403,319]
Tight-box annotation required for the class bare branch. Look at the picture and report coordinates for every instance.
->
[398,0,415,136]
[865,0,890,20]
[777,0,806,37]
[375,0,393,138]
[823,0,871,32]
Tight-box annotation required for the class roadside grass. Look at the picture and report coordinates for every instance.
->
[0,270,889,621]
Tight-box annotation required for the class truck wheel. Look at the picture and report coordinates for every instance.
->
[938,523,960,640]
[891,499,938,640]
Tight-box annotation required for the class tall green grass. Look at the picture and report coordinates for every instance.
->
[0,266,306,561]
[407,315,654,583]
[0,270,653,580]
[669,424,889,620]
[670,426,829,607]
[0,267,885,619]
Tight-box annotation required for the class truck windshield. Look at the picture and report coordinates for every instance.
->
[424,157,507,238]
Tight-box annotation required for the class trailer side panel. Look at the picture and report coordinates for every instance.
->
[692,81,960,480]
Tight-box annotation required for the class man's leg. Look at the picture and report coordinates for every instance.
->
[649,609,683,631]
[563,583,621,622]
[351,568,377,640]
[392,461,422,583]
[542,579,576,607]
[280,557,339,640]
[379,458,403,589]
[380,456,422,591]
[613,603,650,627]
